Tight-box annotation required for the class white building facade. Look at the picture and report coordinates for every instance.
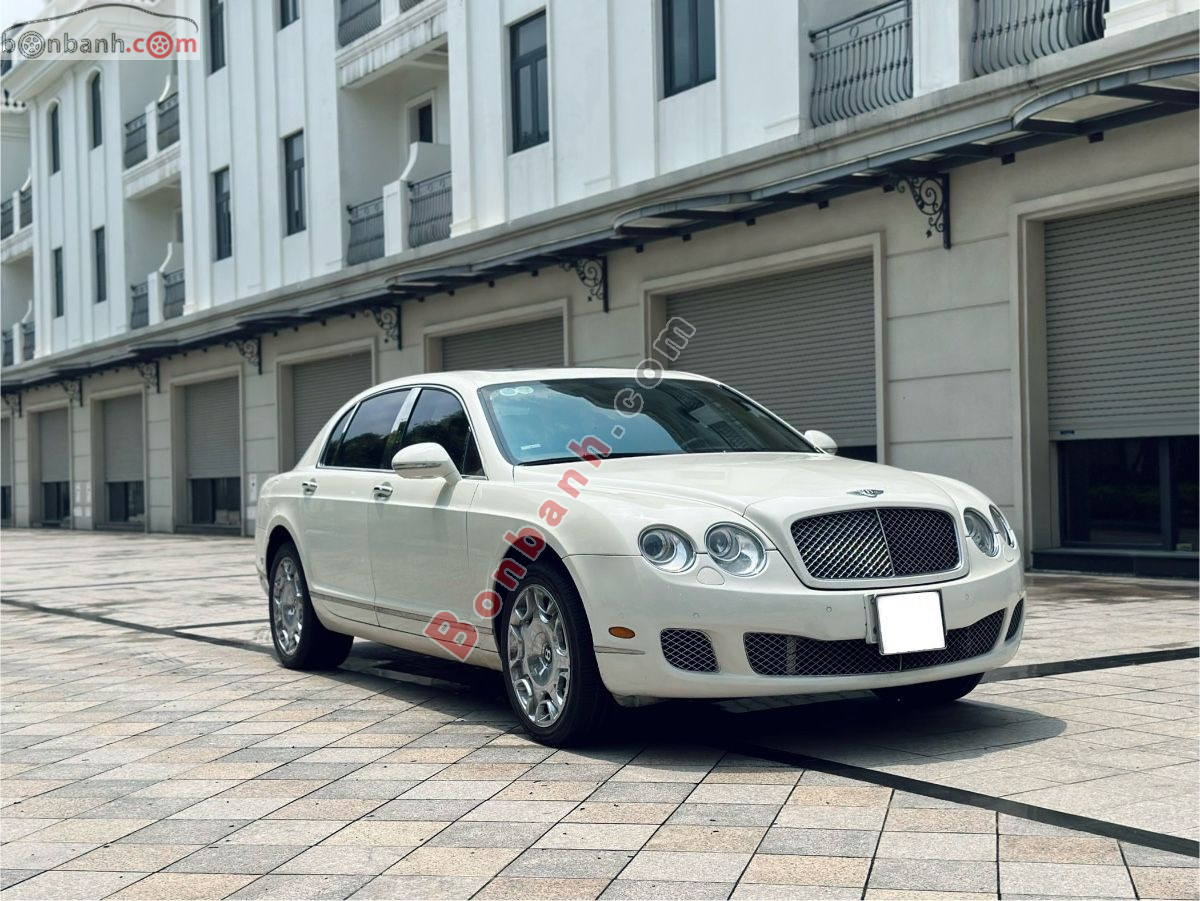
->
[1,0,1197,577]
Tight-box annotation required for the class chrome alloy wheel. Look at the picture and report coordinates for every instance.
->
[271,556,304,656]
[507,584,571,727]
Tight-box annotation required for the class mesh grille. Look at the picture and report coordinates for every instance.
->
[791,507,960,580]
[1005,599,1024,642]
[660,629,718,673]
[744,609,1005,677]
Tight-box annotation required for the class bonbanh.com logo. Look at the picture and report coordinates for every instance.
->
[2,1,201,62]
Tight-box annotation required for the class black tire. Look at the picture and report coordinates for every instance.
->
[268,540,353,670]
[498,560,614,746]
[872,672,983,706]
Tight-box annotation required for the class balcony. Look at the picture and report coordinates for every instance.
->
[0,176,33,262]
[810,0,913,127]
[347,197,385,265]
[163,269,185,320]
[156,92,180,149]
[408,170,451,247]
[338,0,382,47]
[336,0,445,88]
[971,0,1106,76]
[130,281,150,330]
[124,113,148,168]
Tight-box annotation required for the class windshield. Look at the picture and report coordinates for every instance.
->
[479,377,817,465]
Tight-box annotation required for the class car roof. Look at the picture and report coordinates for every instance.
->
[367,368,717,394]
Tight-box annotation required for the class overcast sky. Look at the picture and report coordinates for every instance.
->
[2,0,45,35]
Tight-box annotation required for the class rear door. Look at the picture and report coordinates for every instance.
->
[299,388,412,626]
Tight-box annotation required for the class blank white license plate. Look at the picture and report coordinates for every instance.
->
[875,591,946,655]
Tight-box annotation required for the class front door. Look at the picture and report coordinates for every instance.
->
[299,388,411,625]
[369,387,483,643]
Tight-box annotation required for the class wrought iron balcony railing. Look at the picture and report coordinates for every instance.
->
[810,0,913,127]
[409,171,451,248]
[124,113,148,169]
[2,330,12,367]
[130,281,150,329]
[163,269,185,320]
[347,197,385,265]
[0,199,11,240]
[157,92,180,149]
[338,0,381,46]
[18,185,31,228]
[21,321,34,359]
[972,0,1106,76]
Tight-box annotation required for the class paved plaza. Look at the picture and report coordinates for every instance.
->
[1,531,1197,899]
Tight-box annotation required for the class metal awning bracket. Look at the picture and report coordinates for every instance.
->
[371,306,400,345]
[561,256,609,313]
[233,336,262,375]
[889,172,950,249]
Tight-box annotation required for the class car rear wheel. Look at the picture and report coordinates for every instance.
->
[872,672,983,706]
[269,540,353,670]
[499,561,613,746]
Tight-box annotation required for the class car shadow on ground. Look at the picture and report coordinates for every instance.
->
[345,640,1068,774]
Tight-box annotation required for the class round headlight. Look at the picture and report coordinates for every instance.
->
[704,524,766,576]
[964,508,998,557]
[989,504,1016,549]
[638,527,694,573]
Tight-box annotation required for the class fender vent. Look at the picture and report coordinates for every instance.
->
[1005,599,1024,642]
[660,629,718,673]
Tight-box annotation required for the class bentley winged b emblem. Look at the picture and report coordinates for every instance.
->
[848,488,885,498]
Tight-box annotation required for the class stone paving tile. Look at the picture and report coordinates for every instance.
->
[0,869,148,899]
[501,848,636,879]
[600,879,735,898]
[867,858,998,893]
[273,844,411,875]
[425,820,552,849]
[999,861,1136,898]
[56,842,203,871]
[645,824,766,853]
[757,826,878,857]
[1129,865,1200,899]
[1000,833,1123,863]
[229,874,374,899]
[107,872,258,899]
[164,843,306,874]
[620,849,752,883]
[534,822,658,850]
[472,876,609,899]
[740,853,870,887]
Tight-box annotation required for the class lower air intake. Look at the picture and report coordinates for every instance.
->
[660,629,718,673]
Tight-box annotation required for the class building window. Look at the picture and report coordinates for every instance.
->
[189,476,240,526]
[412,101,433,144]
[280,0,300,28]
[213,167,232,260]
[107,481,145,524]
[49,104,61,173]
[662,0,716,97]
[1,485,10,523]
[1059,436,1198,551]
[93,227,106,303]
[52,247,64,317]
[88,73,103,148]
[209,0,226,73]
[283,131,305,235]
[510,12,549,152]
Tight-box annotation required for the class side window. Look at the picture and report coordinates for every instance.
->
[400,388,484,477]
[331,390,410,469]
[319,407,355,466]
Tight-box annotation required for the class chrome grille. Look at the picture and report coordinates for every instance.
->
[744,609,1004,677]
[791,507,960,581]
[1005,599,1024,642]
[660,629,718,673]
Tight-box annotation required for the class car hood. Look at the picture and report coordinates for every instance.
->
[513,452,958,517]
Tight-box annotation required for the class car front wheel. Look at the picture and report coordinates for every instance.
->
[872,672,983,706]
[269,540,353,670]
[499,561,613,746]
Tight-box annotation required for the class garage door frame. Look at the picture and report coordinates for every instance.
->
[170,367,244,535]
[422,299,570,371]
[641,235,886,457]
[1014,168,1198,565]
[276,339,377,470]
[26,401,71,526]
[89,387,148,531]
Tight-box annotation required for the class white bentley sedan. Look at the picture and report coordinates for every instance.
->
[255,369,1025,745]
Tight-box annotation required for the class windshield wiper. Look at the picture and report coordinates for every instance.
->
[517,451,677,466]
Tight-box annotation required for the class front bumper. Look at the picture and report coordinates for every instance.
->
[564,551,1024,700]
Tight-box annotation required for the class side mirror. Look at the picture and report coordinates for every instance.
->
[803,429,838,455]
[391,443,460,482]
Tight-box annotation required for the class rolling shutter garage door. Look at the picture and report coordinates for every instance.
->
[185,378,240,479]
[290,353,373,466]
[38,408,69,483]
[441,318,564,370]
[665,260,876,448]
[1045,194,1199,440]
[103,394,143,483]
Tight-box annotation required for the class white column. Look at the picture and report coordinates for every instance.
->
[383,178,406,256]
[912,0,973,96]
[1105,0,1191,34]
[144,100,158,158]
[147,272,164,327]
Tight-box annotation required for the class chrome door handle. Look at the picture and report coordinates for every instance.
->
[372,483,393,499]
[301,480,318,495]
